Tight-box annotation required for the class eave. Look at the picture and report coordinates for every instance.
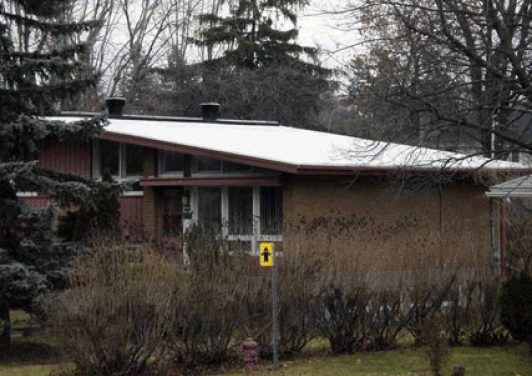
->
[140,175,283,187]
[100,132,532,178]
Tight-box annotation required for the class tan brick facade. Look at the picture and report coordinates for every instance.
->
[282,176,493,274]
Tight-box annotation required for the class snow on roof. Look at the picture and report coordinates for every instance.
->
[486,175,532,197]
[50,115,529,172]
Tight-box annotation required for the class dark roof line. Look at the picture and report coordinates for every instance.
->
[59,111,280,127]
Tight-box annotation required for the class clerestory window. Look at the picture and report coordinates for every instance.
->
[94,140,144,179]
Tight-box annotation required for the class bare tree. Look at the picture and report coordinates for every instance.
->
[63,0,206,112]
[335,0,532,158]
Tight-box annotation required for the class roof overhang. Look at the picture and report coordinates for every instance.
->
[102,131,529,177]
[486,175,532,197]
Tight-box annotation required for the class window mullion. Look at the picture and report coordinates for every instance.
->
[221,187,229,239]
[92,139,100,178]
[119,143,126,179]
[253,187,260,255]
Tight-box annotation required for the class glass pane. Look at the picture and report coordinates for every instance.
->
[260,186,283,235]
[229,187,253,235]
[126,144,144,176]
[224,162,253,173]
[162,151,184,173]
[196,156,222,172]
[99,140,119,176]
[163,189,182,236]
[198,187,222,231]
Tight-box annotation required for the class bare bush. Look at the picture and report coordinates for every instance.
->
[48,239,179,376]
[420,313,449,376]
[400,271,456,345]
[366,289,403,350]
[245,253,322,359]
[311,275,372,354]
[167,233,249,369]
[465,276,508,346]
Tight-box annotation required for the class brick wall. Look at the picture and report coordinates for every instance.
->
[282,175,492,274]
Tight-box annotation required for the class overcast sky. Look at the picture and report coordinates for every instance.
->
[297,0,361,70]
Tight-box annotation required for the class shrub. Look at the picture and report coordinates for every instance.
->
[245,253,320,359]
[500,271,532,347]
[401,272,455,345]
[312,275,372,354]
[465,277,508,346]
[366,289,403,350]
[420,313,449,376]
[48,239,179,376]
[167,236,249,369]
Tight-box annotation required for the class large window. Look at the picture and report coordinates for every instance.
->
[197,187,222,230]
[96,140,143,178]
[195,156,222,173]
[228,187,253,235]
[260,186,283,235]
[99,140,119,176]
[162,189,182,236]
[160,150,184,174]
[192,185,283,254]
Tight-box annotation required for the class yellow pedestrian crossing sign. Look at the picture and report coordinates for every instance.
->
[260,242,274,267]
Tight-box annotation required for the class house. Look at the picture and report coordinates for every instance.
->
[27,99,530,277]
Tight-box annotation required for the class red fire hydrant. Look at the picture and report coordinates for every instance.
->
[453,365,466,376]
[242,337,259,372]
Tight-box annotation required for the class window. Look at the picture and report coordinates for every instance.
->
[162,189,182,236]
[198,187,222,230]
[160,150,184,174]
[191,185,283,254]
[99,140,119,176]
[96,140,143,178]
[195,156,222,173]
[125,144,144,176]
[224,162,253,173]
[260,186,283,235]
[228,187,253,235]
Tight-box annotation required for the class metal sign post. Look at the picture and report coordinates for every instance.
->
[259,242,279,370]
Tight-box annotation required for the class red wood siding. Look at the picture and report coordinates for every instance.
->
[22,196,53,210]
[120,196,144,240]
[39,140,92,177]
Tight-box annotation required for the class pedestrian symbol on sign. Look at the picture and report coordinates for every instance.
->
[259,242,274,267]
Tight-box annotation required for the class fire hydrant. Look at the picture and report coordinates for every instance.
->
[242,337,259,372]
[452,365,466,376]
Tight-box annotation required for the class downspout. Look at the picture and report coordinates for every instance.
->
[500,199,507,277]
[490,197,504,276]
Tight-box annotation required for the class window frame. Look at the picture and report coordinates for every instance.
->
[191,186,283,255]
[158,150,185,177]
[92,140,143,182]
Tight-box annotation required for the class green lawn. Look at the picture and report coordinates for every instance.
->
[2,312,531,376]
[220,345,532,376]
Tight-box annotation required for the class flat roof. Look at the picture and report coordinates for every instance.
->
[48,115,530,175]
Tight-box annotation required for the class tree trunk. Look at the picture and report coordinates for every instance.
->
[0,291,11,352]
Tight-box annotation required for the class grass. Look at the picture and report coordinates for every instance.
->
[0,311,68,376]
[219,345,532,376]
[2,311,532,376]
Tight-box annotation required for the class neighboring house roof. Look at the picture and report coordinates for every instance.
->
[49,114,530,175]
[486,175,532,197]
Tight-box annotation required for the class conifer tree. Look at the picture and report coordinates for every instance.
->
[0,0,108,350]
[184,0,334,129]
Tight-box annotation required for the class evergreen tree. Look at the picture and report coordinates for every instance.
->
[183,0,334,129]
[194,0,316,70]
[0,0,108,350]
